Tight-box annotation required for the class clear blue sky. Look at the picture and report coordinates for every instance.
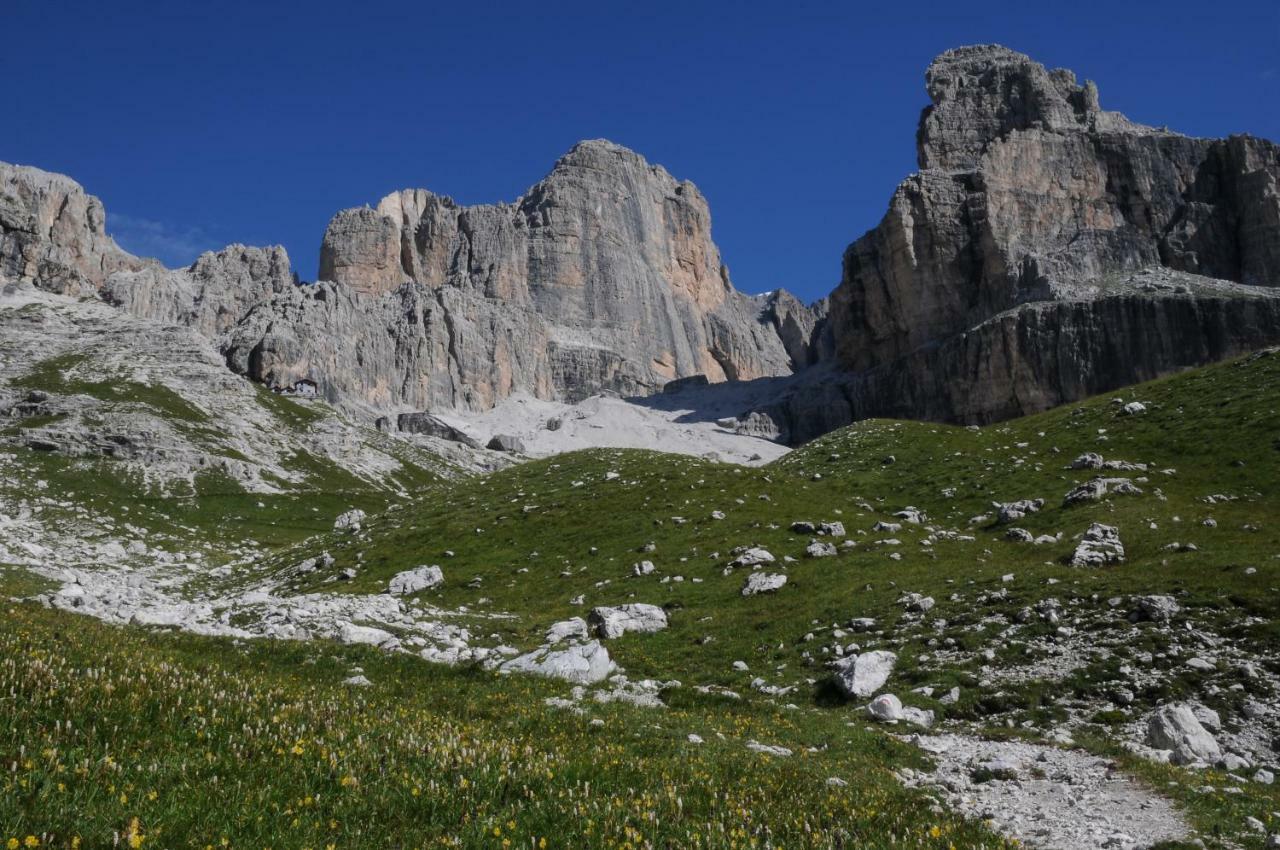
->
[5,1,1277,302]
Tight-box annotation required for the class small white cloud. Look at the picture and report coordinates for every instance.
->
[107,213,221,268]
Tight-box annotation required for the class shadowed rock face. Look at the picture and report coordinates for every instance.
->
[758,271,1280,444]
[731,44,1280,442]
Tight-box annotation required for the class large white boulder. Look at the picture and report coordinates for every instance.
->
[1071,523,1125,567]
[338,622,399,649]
[334,509,367,531]
[741,572,787,597]
[545,617,588,644]
[501,640,615,684]
[868,693,904,722]
[588,603,669,639]
[834,650,897,698]
[729,547,775,568]
[387,565,444,595]
[1147,704,1221,765]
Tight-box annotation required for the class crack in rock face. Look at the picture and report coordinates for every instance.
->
[899,734,1191,849]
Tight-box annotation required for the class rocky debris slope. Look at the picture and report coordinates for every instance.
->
[404,382,793,466]
[0,284,485,492]
[901,734,1190,849]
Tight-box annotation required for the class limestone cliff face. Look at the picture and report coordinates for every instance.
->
[6,46,1279,442]
[290,139,808,408]
[0,162,296,340]
[103,245,295,339]
[2,144,815,414]
[830,45,1280,374]
[0,164,146,296]
[761,271,1280,444]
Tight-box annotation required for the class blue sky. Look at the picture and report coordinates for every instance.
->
[5,1,1277,302]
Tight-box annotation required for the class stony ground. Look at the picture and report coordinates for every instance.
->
[2,291,1279,848]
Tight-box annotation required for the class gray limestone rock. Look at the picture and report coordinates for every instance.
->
[741,572,787,597]
[1,149,818,422]
[588,603,669,639]
[396,412,482,448]
[1070,523,1125,567]
[1147,703,1222,765]
[500,640,615,684]
[749,46,1280,443]
[833,649,897,698]
[295,140,814,410]
[387,565,444,596]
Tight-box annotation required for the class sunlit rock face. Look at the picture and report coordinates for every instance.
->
[2,142,817,414]
[305,139,811,408]
[829,44,1280,375]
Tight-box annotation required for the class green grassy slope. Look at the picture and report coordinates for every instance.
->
[2,351,1278,848]
[0,600,999,850]
[0,355,453,560]
[282,351,1279,693]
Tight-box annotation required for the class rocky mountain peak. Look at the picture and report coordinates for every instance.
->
[917,44,1148,171]
[279,138,814,409]
[0,161,146,295]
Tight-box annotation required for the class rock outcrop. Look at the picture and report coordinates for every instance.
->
[292,140,811,408]
[2,143,818,415]
[5,45,1280,442]
[829,45,1280,375]
[0,164,146,296]
[745,45,1280,441]
[754,269,1280,443]
[103,244,295,339]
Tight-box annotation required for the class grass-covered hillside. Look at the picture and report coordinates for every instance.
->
[2,348,1279,849]
[280,349,1279,696]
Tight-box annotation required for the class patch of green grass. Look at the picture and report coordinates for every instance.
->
[0,412,68,435]
[0,601,1005,849]
[255,384,329,430]
[13,352,208,424]
[282,352,1280,688]
[5,348,1280,846]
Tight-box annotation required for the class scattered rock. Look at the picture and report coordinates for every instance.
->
[741,572,787,597]
[387,565,444,595]
[996,499,1043,524]
[805,541,837,558]
[1070,523,1124,567]
[1147,703,1221,765]
[833,650,897,698]
[333,509,367,531]
[501,641,615,684]
[588,604,669,639]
